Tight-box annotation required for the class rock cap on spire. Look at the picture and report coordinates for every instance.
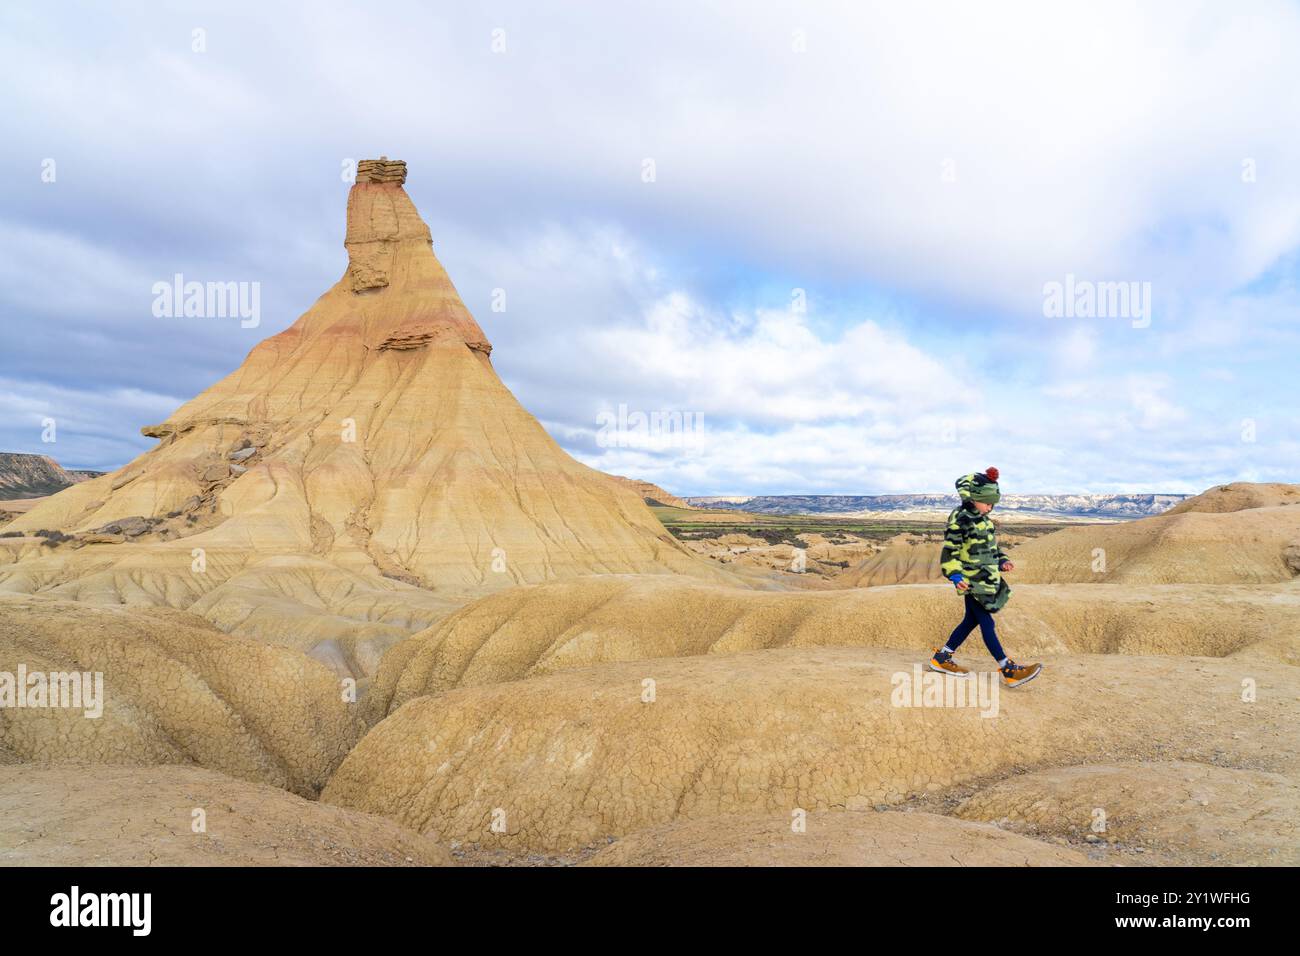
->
[355,157,407,184]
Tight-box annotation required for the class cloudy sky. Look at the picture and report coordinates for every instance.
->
[2,1,1298,494]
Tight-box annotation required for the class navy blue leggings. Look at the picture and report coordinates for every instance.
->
[946,593,1006,661]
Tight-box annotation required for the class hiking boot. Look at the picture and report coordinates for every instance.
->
[1000,659,1042,687]
[928,648,970,676]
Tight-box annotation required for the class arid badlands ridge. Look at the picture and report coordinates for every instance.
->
[2,160,1298,866]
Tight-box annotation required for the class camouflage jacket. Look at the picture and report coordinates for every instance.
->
[939,503,1011,612]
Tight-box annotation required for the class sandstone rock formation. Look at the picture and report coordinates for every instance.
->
[0,160,728,660]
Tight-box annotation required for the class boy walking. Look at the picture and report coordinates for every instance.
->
[929,467,1042,687]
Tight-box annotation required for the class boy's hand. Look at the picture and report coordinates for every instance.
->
[1000,560,1014,572]
[949,572,969,591]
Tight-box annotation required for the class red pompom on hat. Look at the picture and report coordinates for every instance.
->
[984,466,1000,482]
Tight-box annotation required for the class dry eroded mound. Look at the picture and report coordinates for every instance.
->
[0,763,451,866]
[952,761,1299,866]
[0,595,362,795]
[1010,502,1300,585]
[1163,482,1300,515]
[366,575,1300,716]
[324,647,1297,852]
[581,810,1093,866]
[832,537,944,588]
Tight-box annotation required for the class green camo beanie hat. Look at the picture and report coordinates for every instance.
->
[956,466,1001,505]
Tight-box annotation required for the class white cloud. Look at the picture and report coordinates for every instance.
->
[6,1,1300,310]
[594,295,955,426]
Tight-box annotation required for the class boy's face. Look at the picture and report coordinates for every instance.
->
[973,501,993,514]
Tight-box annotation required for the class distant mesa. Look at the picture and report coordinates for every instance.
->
[0,452,102,501]
[685,492,1191,521]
